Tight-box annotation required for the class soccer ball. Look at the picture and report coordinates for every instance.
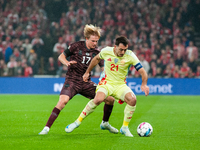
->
[137,122,153,137]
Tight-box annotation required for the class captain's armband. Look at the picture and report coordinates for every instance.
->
[134,62,143,71]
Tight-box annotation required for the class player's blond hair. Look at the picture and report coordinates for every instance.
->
[84,24,101,39]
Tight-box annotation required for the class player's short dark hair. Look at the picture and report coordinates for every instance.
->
[115,36,129,46]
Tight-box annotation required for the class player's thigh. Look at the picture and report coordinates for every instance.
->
[96,83,114,98]
[60,79,78,100]
[114,84,134,101]
[79,81,96,99]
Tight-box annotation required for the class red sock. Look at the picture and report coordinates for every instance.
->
[45,107,60,128]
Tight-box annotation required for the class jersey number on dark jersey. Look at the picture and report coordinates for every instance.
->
[82,56,91,64]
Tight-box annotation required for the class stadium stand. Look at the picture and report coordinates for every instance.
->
[0,0,200,78]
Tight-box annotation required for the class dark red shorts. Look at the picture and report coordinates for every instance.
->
[60,77,97,100]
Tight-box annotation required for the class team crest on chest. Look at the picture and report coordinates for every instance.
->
[92,53,96,58]
[114,58,118,64]
[121,59,126,66]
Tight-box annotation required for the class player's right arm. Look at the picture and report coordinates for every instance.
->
[58,46,77,66]
[58,53,77,66]
[83,54,101,82]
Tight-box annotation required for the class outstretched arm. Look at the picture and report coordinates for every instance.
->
[83,54,101,82]
[138,68,149,96]
[58,53,77,66]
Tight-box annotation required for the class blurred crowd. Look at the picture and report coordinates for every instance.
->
[0,0,200,78]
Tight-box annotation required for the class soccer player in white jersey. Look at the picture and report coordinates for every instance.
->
[65,36,149,137]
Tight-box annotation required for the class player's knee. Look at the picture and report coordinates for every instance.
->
[104,96,115,105]
[93,96,105,105]
[130,97,137,106]
[56,95,69,110]
[93,91,106,105]
[125,93,137,106]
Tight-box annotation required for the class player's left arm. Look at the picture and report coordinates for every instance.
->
[138,68,149,96]
[130,50,149,96]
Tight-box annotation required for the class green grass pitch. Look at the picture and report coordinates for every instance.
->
[0,95,199,150]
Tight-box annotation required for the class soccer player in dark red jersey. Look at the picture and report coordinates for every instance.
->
[39,24,118,135]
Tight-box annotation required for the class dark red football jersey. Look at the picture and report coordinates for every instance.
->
[63,41,104,79]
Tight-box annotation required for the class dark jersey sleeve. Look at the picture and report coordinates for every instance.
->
[63,45,73,57]
[98,59,104,68]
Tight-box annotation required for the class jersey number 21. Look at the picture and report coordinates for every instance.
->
[110,64,119,71]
